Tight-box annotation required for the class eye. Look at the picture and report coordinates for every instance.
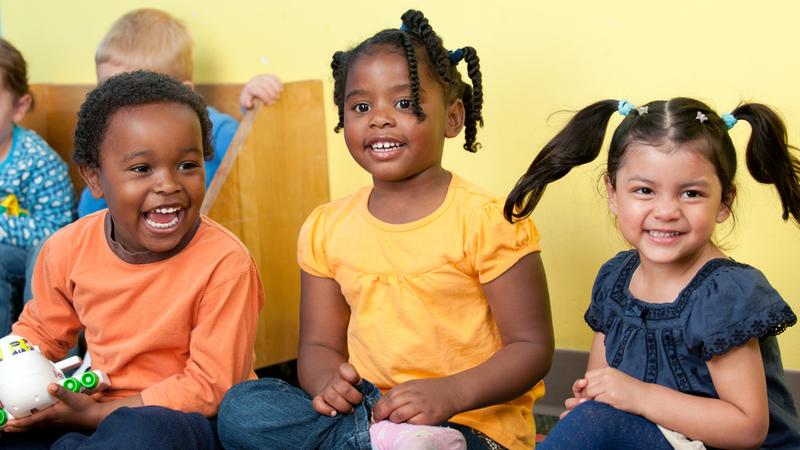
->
[682,190,703,199]
[352,102,370,113]
[130,165,151,174]
[633,187,653,195]
[178,161,201,171]
[396,98,412,110]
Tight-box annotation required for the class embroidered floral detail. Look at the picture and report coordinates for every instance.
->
[702,305,797,360]
[609,252,742,321]
[584,309,604,333]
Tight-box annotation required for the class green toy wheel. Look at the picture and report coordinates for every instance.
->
[81,372,99,389]
[0,409,7,427]
[63,377,81,393]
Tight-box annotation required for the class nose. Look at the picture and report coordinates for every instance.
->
[369,103,396,129]
[154,169,181,195]
[653,195,681,220]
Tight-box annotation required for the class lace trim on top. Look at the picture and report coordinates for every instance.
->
[702,303,797,361]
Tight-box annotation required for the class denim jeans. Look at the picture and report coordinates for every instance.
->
[0,406,221,450]
[537,400,672,450]
[218,377,494,450]
[218,377,378,449]
[0,243,27,336]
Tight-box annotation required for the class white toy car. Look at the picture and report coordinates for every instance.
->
[0,334,109,425]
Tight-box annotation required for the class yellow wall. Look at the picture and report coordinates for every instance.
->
[2,0,799,369]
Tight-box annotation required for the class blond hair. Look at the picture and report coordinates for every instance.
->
[95,8,193,81]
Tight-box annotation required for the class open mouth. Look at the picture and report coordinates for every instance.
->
[144,206,183,230]
[647,230,682,239]
[368,141,406,152]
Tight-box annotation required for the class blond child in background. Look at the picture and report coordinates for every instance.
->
[77,7,283,217]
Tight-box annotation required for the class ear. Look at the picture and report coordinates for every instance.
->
[11,94,32,123]
[604,175,618,216]
[444,99,465,138]
[716,187,735,223]
[78,165,104,199]
[180,80,195,91]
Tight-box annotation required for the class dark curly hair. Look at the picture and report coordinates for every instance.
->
[331,9,484,153]
[73,70,213,168]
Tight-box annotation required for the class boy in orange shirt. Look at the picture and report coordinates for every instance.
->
[1,71,263,449]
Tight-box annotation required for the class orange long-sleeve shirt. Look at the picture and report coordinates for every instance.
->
[13,212,264,416]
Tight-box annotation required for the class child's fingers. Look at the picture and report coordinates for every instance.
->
[311,395,337,417]
[338,362,362,385]
[330,378,363,406]
[571,378,588,397]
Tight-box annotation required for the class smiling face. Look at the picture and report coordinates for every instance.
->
[342,46,463,186]
[606,140,732,268]
[80,102,206,253]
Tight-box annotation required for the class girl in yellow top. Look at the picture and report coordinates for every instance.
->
[218,9,553,450]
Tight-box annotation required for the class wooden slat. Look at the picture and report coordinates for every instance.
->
[204,80,329,367]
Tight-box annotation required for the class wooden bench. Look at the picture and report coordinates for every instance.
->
[19,80,330,368]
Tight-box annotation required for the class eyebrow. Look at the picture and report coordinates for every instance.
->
[121,147,203,163]
[625,176,711,188]
[344,83,418,102]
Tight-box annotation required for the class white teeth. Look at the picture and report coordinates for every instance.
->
[370,142,401,152]
[145,216,180,229]
[154,207,181,214]
[649,230,680,238]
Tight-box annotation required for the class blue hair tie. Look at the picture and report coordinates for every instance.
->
[722,112,737,130]
[448,48,465,65]
[400,23,408,31]
[618,100,636,116]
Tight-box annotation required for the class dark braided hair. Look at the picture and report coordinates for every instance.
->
[504,97,800,226]
[331,9,483,152]
[73,70,213,168]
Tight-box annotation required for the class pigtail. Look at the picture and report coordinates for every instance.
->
[399,33,426,121]
[331,51,347,133]
[461,46,483,153]
[504,100,620,222]
[401,10,450,82]
[732,103,800,222]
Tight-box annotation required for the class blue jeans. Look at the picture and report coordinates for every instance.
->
[218,378,493,450]
[538,401,673,450]
[0,406,221,449]
[0,243,27,336]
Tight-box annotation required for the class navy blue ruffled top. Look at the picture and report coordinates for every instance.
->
[585,250,800,448]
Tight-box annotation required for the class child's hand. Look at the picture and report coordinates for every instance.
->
[372,378,461,425]
[312,362,363,417]
[560,378,591,418]
[2,383,104,432]
[240,74,283,109]
[583,367,646,415]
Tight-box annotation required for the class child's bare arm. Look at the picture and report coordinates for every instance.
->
[640,339,768,449]
[298,270,362,416]
[373,252,553,424]
[562,332,608,417]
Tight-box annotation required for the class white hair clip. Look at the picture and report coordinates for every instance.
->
[696,111,708,123]
[637,106,649,115]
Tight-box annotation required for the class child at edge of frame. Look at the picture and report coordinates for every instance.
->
[0,70,263,450]
[511,98,800,449]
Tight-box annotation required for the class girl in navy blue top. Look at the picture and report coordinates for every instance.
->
[505,98,799,449]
